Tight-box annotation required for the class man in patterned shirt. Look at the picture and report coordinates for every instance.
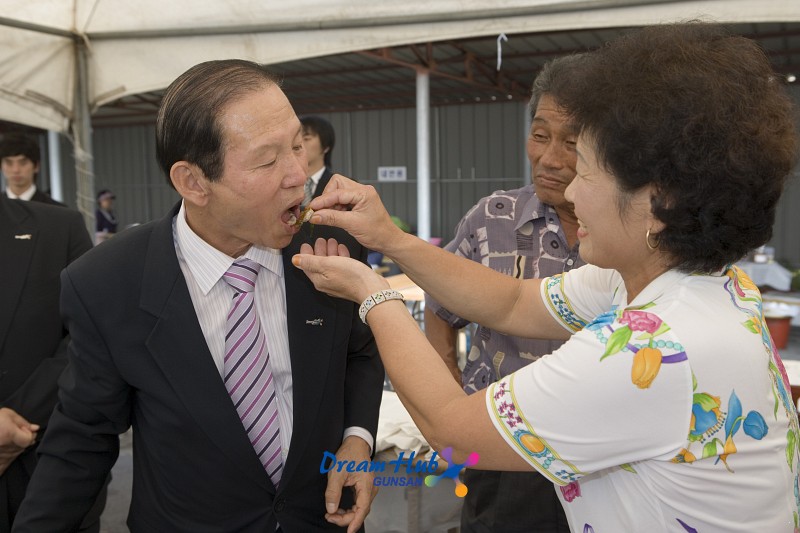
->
[424,55,584,533]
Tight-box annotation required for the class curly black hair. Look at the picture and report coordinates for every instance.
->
[557,22,799,273]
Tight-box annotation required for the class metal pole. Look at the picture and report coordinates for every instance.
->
[73,41,95,238]
[523,104,532,186]
[47,130,63,202]
[416,70,430,242]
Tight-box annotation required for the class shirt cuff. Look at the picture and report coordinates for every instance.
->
[343,426,374,456]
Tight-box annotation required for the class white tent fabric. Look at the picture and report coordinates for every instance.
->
[2,0,799,233]
[3,0,800,133]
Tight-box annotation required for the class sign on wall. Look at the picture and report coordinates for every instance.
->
[377,166,407,182]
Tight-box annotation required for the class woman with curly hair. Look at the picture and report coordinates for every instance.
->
[294,23,800,532]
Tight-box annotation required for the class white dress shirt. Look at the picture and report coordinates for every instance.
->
[172,202,372,458]
[6,184,36,200]
[307,165,326,196]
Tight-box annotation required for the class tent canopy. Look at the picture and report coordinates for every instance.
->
[3,0,799,238]
[3,0,800,133]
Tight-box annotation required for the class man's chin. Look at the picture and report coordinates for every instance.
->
[272,233,297,250]
[534,189,566,207]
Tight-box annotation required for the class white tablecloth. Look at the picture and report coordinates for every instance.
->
[736,260,793,291]
[376,390,430,455]
[763,292,800,327]
[368,391,462,533]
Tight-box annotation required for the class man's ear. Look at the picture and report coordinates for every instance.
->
[171,161,210,206]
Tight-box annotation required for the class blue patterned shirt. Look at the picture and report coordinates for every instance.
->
[426,185,583,393]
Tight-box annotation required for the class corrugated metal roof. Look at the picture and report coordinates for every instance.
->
[7,21,800,130]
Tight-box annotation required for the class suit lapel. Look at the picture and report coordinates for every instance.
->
[312,168,334,199]
[0,198,36,352]
[279,235,336,483]
[140,206,272,492]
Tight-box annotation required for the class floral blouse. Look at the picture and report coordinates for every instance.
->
[486,265,800,532]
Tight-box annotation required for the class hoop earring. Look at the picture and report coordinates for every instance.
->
[646,228,660,251]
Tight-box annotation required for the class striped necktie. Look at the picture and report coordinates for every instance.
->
[222,258,283,487]
[302,178,315,207]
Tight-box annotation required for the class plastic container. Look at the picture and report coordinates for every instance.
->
[766,316,792,350]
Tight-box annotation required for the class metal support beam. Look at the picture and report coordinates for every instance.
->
[416,70,430,242]
[47,130,63,202]
[359,48,528,98]
[72,41,96,238]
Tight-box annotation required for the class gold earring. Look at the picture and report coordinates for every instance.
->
[646,228,660,251]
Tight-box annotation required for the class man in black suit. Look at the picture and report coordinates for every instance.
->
[0,135,64,207]
[0,195,94,531]
[300,116,336,206]
[13,60,384,532]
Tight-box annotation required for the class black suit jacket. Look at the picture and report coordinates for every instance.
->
[3,190,65,207]
[0,196,91,530]
[0,196,90,422]
[313,167,335,200]
[14,203,384,532]
[29,190,65,207]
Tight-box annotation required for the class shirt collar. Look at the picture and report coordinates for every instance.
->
[626,269,687,308]
[6,184,36,201]
[515,186,550,231]
[174,201,283,295]
[308,166,326,186]
[516,187,576,243]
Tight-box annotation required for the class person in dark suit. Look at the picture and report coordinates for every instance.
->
[299,117,380,271]
[0,135,64,207]
[0,195,96,531]
[93,189,118,244]
[300,115,336,206]
[12,59,384,533]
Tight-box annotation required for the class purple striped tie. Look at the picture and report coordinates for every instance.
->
[222,258,282,487]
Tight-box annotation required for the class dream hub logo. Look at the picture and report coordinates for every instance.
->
[320,446,479,497]
[423,447,480,497]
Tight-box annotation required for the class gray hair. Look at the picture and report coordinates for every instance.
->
[528,54,586,119]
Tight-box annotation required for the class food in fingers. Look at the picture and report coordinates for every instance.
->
[288,206,315,227]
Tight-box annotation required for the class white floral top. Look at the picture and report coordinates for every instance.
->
[486,264,800,532]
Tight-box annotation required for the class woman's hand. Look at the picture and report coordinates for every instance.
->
[292,238,389,304]
[308,174,408,254]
